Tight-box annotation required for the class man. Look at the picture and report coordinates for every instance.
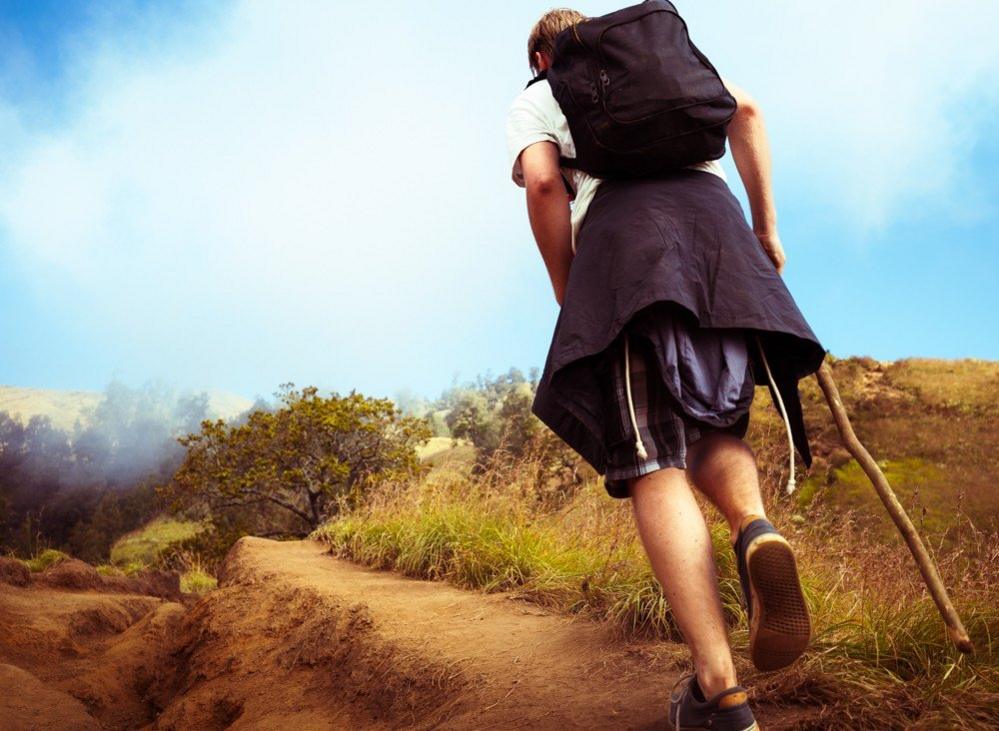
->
[506,7,825,730]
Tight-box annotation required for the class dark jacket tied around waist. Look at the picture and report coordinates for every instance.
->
[531,168,827,476]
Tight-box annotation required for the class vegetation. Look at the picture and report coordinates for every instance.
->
[21,548,70,572]
[160,384,433,563]
[179,567,217,594]
[793,355,999,544]
[432,366,591,505]
[312,356,999,729]
[109,516,205,567]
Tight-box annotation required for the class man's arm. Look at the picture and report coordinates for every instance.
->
[722,77,787,274]
[519,140,573,306]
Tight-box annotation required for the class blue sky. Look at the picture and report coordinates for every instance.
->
[1,0,997,405]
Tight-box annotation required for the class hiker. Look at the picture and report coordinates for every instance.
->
[506,5,827,729]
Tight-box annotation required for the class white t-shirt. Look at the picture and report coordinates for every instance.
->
[505,78,727,255]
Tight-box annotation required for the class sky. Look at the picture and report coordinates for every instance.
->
[1,0,997,405]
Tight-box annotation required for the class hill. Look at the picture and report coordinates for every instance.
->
[0,384,253,432]
[790,356,998,538]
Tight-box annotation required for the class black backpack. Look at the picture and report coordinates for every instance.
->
[532,0,736,179]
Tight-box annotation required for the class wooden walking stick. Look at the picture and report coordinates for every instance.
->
[813,358,975,654]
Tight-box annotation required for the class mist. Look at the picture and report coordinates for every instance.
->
[0,379,258,561]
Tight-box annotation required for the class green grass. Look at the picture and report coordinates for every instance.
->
[22,548,70,572]
[110,516,206,568]
[180,568,218,594]
[106,522,219,594]
[798,457,955,535]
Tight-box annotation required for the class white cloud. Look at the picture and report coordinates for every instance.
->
[688,0,999,231]
[0,1,526,396]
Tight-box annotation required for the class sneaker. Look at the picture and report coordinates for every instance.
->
[667,671,758,730]
[733,514,812,671]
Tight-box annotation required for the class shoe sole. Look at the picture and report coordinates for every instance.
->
[666,715,760,731]
[746,534,811,671]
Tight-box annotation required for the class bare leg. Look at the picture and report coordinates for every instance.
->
[628,467,738,699]
[685,432,767,547]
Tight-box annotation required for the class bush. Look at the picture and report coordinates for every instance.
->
[162,384,433,539]
[23,548,70,572]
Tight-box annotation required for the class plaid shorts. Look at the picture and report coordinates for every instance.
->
[600,330,751,500]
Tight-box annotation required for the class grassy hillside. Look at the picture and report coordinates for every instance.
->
[109,516,205,568]
[0,386,104,432]
[414,354,999,543]
[106,516,214,592]
[0,384,254,431]
[790,356,998,541]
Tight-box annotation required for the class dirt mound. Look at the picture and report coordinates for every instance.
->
[0,663,99,731]
[0,556,30,587]
[0,581,173,728]
[27,558,182,600]
[101,570,182,600]
[67,603,187,728]
[33,559,104,591]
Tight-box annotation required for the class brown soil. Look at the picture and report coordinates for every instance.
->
[1,538,824,729]
[0,556,30,587]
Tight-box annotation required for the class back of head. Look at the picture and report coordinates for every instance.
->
[527,8,587,74]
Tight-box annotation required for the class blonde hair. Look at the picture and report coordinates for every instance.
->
[527,8,586,74]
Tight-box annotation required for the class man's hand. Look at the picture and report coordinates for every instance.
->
[755,230,786,274]
[519,140,574,305]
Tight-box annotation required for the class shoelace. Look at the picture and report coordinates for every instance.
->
[670,671,698,699]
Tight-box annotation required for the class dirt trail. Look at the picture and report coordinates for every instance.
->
[1,539,822,729]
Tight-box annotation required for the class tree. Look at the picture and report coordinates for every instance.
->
[447,390,502,459]
[165,385,433,534]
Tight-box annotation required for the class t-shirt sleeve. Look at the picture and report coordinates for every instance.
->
[505,91,558,188]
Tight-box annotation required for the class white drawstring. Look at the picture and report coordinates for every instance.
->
[754,333,797,495]
[623,333,649,460]
[621,329,796,496]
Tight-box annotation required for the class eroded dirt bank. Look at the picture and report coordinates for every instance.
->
[1,538,821,729]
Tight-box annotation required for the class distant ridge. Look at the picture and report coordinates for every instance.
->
[0,385,254,432]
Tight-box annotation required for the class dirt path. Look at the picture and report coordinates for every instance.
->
[1,539,822,729]
[212,537,681,729]
[173,537,817,730]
